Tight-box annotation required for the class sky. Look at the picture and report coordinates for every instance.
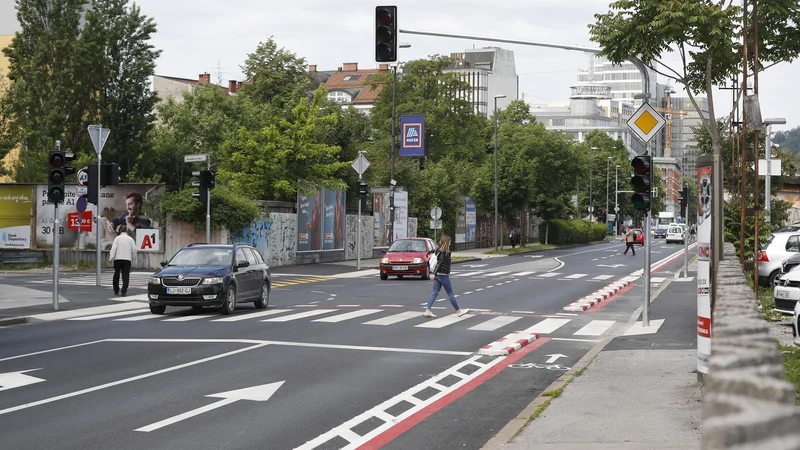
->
[3,0,799,130]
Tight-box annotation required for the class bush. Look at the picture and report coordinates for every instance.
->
[539,219,607,245]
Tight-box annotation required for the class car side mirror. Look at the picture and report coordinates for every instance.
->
[237,260,250,268]
[160,260,168,267]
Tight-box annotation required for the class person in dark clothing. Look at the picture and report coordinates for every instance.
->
[424,234,470,318]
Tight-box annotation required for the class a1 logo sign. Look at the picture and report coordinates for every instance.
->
[135,229,160,251]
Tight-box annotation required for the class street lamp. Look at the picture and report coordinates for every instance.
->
[615,165,620,235]
[764,117,786,222]
[389,43,412,244]
[606,156,613,232]
[493,94,506,251]
[590,146,598,222]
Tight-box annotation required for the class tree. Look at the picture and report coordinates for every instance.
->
[774,127,800,154]
[1,0,160,182]
[238,37,312,115]
[589,0,800,175]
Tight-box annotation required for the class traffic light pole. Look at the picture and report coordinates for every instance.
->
[206,158,211,244]
[53,200,60,311]
[357,173,363,271]
[389,64,397,245]
[643,157,652,328]
[684,190,690,278]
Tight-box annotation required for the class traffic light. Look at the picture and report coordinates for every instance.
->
[86,163,121,205]
[358,181,369,197]
[192,170,213,204]
[375,6,397,62]
[630,155,651,212]
[680,186,689,212]
[47,147,75,204]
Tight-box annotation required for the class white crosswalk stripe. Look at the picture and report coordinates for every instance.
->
[261,309,337,322]
[162,314,217,322]
[573,320,615,336]
[68,308,150,321]
[484,271,510,277]
[115,314,162,322]
[212,309,292,322]
[563,273,587,279]
[312,309,382,323]
[537,272,561,278]
[29,273,153,288]
[522,318,571,334]
[467,315,522,331]
[592,275,613,280]
[452,271,485,277]
[415,313,474,329]
[363,311,420,325]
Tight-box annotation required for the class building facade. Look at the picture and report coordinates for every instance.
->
[152,73,240,103]
[445,47,518,118]
[312,62,387,115]
[653,156,683,217]
[667,96,709,184]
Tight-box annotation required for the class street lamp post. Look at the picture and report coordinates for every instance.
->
[764,117,786,222]
[389,43,411,245]
[590,147,598,222]
[493,94,506,251]
[615,165,620,235]
[606,156,613,232]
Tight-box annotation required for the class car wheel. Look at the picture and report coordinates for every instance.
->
[220,285,236,315]
[254,282,269,309]
[150,305,166,315]
[768,270,780,287]
[380,273,388,280]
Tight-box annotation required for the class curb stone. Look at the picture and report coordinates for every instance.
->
[0,316,30,327]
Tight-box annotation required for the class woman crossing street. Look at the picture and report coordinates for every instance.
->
[423,234,470,318]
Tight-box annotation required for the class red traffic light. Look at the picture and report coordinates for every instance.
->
[631,155,650,175]
[376,8,393,25]
[49,152,65,168]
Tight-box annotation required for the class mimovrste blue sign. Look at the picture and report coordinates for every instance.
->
[400,114,425,157]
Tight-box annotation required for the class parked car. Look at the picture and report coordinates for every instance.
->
[773,268,800,314]
[147,243,271,315]
[793,302,800,347]
[379,238,439,280]
[776,253,800,285]
[758,231,800,287]
[665,226,685,244]
[653,228,667,239]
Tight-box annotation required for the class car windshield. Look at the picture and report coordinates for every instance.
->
[668,227,681,234]
[168,248,232,266]
[387,240,427,252]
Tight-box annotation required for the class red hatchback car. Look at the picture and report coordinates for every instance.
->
[379,238,439,280]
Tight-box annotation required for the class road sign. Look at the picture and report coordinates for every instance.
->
[136,381,284,432]
[76,168,88,187]
[76,186,87,195]
[0,369,45,392]
[754,159,782,176]
[76,195,87,213]
[614,205,620,212]
[351,153,370,175]
[430,219,442,229]
[588,206,594,213]
[87,125,110,156]
[431,206,442,220]
[627,103,666,143]
[608,213,616,221]
[67,211,92,232]
[184,154,208,163]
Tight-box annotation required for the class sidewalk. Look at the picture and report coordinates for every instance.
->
[488,273,702,449]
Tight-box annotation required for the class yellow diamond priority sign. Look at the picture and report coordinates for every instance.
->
[627,103,666,143]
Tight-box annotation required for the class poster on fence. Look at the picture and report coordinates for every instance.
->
[297,186,345,252]
[0,184,33,249]
[696,156,712,376]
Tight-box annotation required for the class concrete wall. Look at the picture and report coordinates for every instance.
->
[701,242,800,449]
[231,213,297,267]
[344,215,374,260]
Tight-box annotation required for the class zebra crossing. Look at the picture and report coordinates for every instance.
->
[434,270,668,284]
[65,306,626,337]
[25,273,336,289]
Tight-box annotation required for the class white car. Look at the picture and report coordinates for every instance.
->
[774,267,800,314]
[665,226,685,244]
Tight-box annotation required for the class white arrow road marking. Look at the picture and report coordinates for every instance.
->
[597,264,625,268]
[0,369,45,392]
[135,381,284,432]
[545,354,567,364]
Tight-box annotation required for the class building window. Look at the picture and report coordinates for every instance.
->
[343,75,361,81]
[328,91,352,103]
[551,119,565,126]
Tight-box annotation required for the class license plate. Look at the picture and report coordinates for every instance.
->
[392,266,408,271]
[167,287,192,295]
[777,290,790,299]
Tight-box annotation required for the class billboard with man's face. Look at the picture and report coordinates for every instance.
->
[35,184,164,251]
[297,186,345,252]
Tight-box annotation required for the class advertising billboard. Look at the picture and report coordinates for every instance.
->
[696,156,712,376]
[35,184,164,251]
[455,195,466,244]
[466,197,476,243]
[0,185,34,249]
[297,186,346,252]
[399,115,425,157]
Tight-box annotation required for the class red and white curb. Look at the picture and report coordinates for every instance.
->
[478,331,541,356]
[563,277,635,311]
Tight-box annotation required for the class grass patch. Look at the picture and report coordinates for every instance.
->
[0,262,50,270]
[779,344,800,406]
[744,270,785,322]
[574,367,587,377]
[484,245,556,255]
[527,399,551,421]
[451,256,473,262]
[542,387,564,398]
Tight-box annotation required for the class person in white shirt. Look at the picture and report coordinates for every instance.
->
[109,225,137,296]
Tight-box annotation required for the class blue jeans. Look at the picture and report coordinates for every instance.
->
[426,274,460,310]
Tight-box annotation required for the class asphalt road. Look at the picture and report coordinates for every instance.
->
[0,239,694,449]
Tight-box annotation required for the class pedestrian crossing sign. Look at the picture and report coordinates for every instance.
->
[627,103,666,143]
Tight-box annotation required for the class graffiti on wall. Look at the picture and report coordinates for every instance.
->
[233,213,297,266]
[345,215,374,260]
[408,217,417,238]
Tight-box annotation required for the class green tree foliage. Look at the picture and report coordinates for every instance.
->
[238,37,312,115]
[163,185,261,234]
[774,127,800,154]
[1,0,159,182]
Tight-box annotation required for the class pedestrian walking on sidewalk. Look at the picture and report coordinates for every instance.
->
[623,227,636,256]
[109,225,137,297]
[424,234,470,318]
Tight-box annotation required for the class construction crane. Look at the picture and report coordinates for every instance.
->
[654,94,690,158]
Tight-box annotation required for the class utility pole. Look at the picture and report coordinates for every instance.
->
[389,64,397,245]
[493,94,506,251]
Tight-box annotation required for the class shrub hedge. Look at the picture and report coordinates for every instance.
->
[539,219,607,245]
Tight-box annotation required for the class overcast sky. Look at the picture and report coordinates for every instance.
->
[4,0,799,130]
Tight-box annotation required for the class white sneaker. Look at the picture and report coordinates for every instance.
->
[457,308,470,317]
[423,310,437,318]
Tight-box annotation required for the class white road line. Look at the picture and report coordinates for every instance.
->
[513,271,536,276]
[556,312,578,316]
[28,301,147,321]
[114,314,162,322]
[379,304,403,308]
[470,308,491,312]
[563,273,587,279]
[415,314,474,329]
[0,343,268,417]
[463,291,473,295]
[468,316,522,331]
[522,318,571,334]
[573,320,616,336]
[484,272,510,277]
[538,272,560,278]
[335,304,360,308]
[591,275,613,280]
[211,309,291,322]
[453,271,485,277]
[261,309,337,322]
[67,309,150,321]
[162,314,217,322]
[363,311,420,325]
[312,309,382,323]
[511,310,536,314]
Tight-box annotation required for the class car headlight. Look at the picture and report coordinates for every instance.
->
[413,257,423,264]
[149,277,161,285]
[381,257,389,264]
[203,277,224,285]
